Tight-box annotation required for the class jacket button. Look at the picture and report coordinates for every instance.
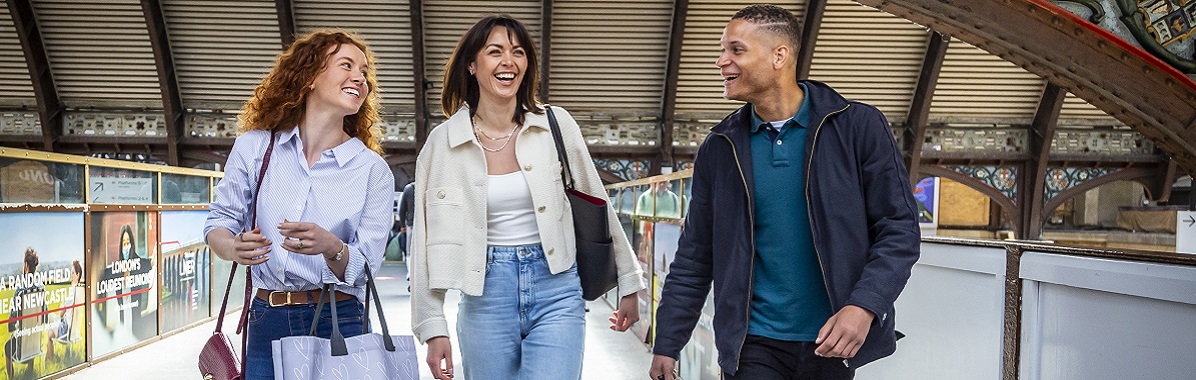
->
[537,206,546,213]
[524,164,533,171]
[437,191,445,199]
[548,248,555,255]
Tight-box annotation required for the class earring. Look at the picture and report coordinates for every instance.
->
[469,68,475,75]
[309,84,314,90]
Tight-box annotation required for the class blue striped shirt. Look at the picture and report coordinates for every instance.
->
[204,128,395,301]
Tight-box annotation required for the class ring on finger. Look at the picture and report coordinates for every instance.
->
[297,241,305,250]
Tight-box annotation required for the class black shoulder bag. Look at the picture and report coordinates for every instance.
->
[545,106,618,301]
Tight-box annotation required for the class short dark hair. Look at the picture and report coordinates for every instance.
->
[441,15,542,125]
[732,4,802,52]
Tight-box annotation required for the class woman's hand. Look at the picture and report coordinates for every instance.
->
[608,293,640,332]
[278,220,341,258]
[229,227,271,265]
[426,336,455,379]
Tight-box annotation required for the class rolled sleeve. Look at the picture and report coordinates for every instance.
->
[204,131,266,239]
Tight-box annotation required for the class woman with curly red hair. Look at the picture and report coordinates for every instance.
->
[204,30,395,380]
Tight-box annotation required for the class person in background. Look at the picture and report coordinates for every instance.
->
[650,5,921,380]
[409,15,645,380]
[203,30,394,380]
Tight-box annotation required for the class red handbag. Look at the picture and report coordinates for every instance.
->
[198,131,275,379]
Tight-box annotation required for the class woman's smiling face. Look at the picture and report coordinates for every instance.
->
[469,26,527,104]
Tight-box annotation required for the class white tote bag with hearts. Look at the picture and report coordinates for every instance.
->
[272,267,418,380]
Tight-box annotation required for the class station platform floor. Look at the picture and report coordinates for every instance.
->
[60,262,653,380]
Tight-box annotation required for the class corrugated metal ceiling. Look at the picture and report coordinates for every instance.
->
[0,0,1121,132]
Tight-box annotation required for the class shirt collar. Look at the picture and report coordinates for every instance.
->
[749,83,813,133]
[276,125,367,167]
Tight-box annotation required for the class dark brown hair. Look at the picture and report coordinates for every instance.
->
[23,247,38,274]
[441,15,542,125]
[239,30,383,153]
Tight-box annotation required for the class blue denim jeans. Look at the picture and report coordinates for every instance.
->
[457,244,586,380]
[244,295,366,380]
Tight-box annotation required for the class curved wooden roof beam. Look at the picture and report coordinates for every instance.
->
[142,0,184,166]
[7,0,61,152]
[856,0,1196,173]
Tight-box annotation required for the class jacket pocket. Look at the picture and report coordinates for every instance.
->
[425,186,464,245]
[425,243,461,286]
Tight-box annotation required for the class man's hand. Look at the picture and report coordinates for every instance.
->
[815,305,874,358]
[426,336,454,379]
[609,294,640,331]
[648,355,678,380]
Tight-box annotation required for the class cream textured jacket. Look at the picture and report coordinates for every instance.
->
[410,106,645,343]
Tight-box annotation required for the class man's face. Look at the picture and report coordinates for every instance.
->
[716,19,780,104]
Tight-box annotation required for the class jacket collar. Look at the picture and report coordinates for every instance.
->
[277,125,367,167]
[712,79,849,136]
[446,105,551,148]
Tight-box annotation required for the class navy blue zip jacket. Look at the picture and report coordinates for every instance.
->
[652,80,921,374]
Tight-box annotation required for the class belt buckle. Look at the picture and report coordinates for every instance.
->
[268,290,293,307]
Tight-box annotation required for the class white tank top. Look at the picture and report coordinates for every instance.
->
[486,171,542,245]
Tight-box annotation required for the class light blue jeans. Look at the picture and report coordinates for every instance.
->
[457,244,586,380]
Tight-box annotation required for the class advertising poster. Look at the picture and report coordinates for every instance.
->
[209,257,247,318]
[651,223,681,346]
[89,212,158,357]
[914,178,940,235]
[160,211,211,333]
[0,212,86,380]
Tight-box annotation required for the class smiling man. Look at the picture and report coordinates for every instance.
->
[648,4,921,380]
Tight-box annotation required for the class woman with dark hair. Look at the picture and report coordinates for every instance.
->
[203,30,394,380]
[118,225,135,260]
[410,15,644,380]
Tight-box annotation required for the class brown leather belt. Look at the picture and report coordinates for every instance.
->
[255,289,355,307]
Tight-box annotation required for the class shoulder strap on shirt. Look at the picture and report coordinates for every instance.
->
[544,105,576,190]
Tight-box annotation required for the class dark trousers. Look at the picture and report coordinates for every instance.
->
[724,335,856,380]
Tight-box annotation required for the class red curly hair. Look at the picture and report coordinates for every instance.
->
[238,30,383,153]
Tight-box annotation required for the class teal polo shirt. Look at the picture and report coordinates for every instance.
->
[747,84,834,341]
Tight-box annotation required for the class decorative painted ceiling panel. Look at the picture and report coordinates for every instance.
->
[163,0,281,111]
[809,0,927,122]
[294,0,416,113]
[34,0,161,108]
[0,1,35,107]
[549,0,672,114]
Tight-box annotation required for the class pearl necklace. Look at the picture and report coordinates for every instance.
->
[471,116,520,153]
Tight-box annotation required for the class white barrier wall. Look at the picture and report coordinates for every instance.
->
[1018,252,1196,380]
[857,242,1007,380]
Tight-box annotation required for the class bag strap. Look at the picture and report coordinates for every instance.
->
[309,263,397,355]
[212,131,276,374]
[544,105,576,190]
[365,263,396,351]
[214,131,276,332]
